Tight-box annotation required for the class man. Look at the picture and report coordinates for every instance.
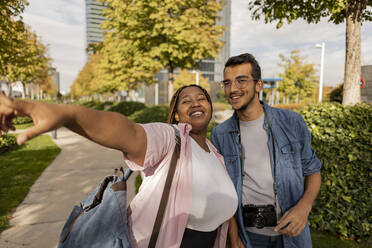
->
[211,53,321,248]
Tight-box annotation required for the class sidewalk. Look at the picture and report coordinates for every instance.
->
[0,128,137,248]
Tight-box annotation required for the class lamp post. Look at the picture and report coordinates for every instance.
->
[315,42,325,102]
[47,67,60,139]
[154,83,159,105]
[192,70,199,85]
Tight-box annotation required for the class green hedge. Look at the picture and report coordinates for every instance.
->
[129,105,169,123]
[78,101,115,110]
[108,101,147,116]
[78,100,98,108]
[207,120,218,139]
[94,101,114,110]
[0,135,17,154]
[298,103,371,241]
[12,116,33,125]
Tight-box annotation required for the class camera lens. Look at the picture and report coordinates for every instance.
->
[254,213,265,229]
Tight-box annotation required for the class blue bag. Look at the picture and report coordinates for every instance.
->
[58,168,133,248]
[58,126,180,248]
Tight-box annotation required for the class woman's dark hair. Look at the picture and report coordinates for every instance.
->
[167,84,212,124]
[224,53,261,80]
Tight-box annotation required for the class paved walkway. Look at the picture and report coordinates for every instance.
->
[0,128,137,248]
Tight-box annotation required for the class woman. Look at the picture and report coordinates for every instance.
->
[0,85,238,248]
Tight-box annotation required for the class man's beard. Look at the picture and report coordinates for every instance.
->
[236,88,257,112]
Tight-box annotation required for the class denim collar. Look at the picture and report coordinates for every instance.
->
[227,101,274,132]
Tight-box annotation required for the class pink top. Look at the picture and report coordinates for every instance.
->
[124,123,230,248]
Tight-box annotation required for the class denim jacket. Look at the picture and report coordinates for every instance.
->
[211,102,321,248]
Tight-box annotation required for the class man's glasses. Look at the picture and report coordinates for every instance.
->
[220,76,258,89]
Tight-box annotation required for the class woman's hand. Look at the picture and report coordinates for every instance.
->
[0,93,68,145]
[229,236,245,248]
[0,93,17,134]
[228,217,246,248]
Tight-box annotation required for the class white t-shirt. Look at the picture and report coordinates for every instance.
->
[186,138,238,232]
[240,114,281,236]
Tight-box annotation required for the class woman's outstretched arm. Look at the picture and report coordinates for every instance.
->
[0,94,146,165]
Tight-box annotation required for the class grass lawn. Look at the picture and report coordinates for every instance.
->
[311,229,371,248]
[14,123,34,129]
[0,134,60,233]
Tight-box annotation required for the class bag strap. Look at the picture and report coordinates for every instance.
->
[148,125,181,248]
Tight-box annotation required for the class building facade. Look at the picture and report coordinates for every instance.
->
[85,0,231,104]
[85,0,105,46]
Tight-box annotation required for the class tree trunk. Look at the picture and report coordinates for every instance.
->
[342,13,361,105]
[6,82,12,97]
[21,82,26,99]
[128,90,136,101]
[167,67,174,103]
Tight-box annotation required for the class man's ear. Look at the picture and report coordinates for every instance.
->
[175,112,179,122]
[256,80,264,92]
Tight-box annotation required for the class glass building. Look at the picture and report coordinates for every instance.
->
[85,0,105,45]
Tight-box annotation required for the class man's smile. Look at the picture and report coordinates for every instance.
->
[229,93,244,103]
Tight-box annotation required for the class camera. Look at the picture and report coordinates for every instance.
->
[242,204,277,229]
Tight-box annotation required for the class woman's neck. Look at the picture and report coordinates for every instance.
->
[190,132,210,152]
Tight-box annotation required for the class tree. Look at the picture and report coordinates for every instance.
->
[173,69,210,92]
[248,0,372,106]
[4,25,51,98]
[0,0,29,76]
[1,1,53,99]
[99,0,224,102]
[277,49,318,103]
[70,54,100,97]
[92,36,162,94]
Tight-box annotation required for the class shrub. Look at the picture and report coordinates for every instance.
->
[94,101,114,110]
[272,103,307,110]
[217,89,229,104]
[108,101,147,116]
[0,135,18,154]
[329,84,343,103]
[79,100,98,108]
[12,116,33,125]
[298,103,372,241]
[129,105,169,123]
[82,101,114,110]
[207,120,218,139]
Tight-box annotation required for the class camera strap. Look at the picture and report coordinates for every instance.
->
[236,107,278,210]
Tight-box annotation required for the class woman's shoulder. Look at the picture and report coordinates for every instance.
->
[141,122,174,135]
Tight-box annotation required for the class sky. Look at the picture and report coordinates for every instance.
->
[22,0,372,93]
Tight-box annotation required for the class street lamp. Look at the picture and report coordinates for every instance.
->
[315,42,325,102]
[154,83,159,105]
[192,70,199,85]
[47,67,60,139]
